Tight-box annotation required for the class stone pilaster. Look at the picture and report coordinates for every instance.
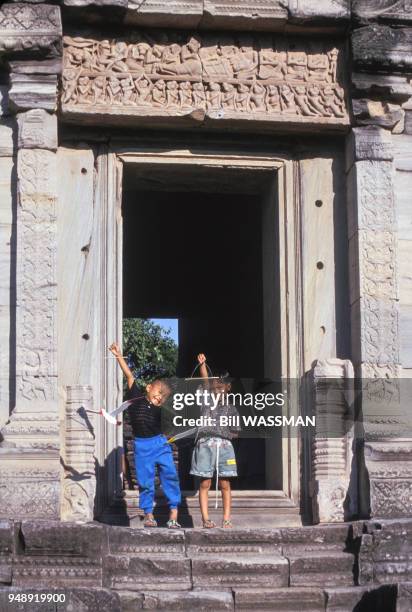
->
[310,359,355,523]
[62,386,96,522]
[346,125,412,518]
[0,1,62,519]
[0,108,60,519]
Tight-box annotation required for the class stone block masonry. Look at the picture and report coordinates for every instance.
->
[0,520,410,610]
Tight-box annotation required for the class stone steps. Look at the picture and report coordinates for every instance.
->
[1,519,408,610]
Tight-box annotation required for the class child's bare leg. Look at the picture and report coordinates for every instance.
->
[219,479,232,521]
[199,478,212,522]
[169,508,178,521]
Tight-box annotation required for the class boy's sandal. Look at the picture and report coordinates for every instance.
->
[202,519,216,529]
[143,516,158,528]
[222,519,233,529]
[167,519,181,529]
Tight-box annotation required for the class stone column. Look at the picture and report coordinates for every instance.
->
[346,126,412,517]
[310,359,355,523]
[0,4,62,519]
[62,386,96,522]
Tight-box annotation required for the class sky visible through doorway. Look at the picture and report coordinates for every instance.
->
[150,318,179,344]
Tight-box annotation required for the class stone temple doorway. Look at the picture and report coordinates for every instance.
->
[122,164,282,493]
[102,147,303,526]
[59,143,344,525]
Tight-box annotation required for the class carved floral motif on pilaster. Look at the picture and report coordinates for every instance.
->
[310,359,354,523]
[0,468,60,518]
[62,33,349,125]
[62,387,96,522]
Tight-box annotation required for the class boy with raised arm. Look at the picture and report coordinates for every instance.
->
[109,342,181,528]
[190,353,240,528]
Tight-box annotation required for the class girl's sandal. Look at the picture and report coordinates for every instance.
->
[167,519,181,529]
[222,519,233,529]
[143,516,158,528]
[202,519,216,529]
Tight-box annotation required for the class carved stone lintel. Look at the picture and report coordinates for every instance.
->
[62,386,96,522]
[0,4,62,56]
[61,32,349,129]
[310,359,355,523]
[17,110,57,151]
[352,25,412,72]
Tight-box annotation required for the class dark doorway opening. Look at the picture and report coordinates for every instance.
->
[122,163,282,491]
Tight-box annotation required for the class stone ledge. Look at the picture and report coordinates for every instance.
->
[61,0,351,30]
[191,554,289,588]
[352,25,412,72]
[288,551,355,587]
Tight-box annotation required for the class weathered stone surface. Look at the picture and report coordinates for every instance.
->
[360,520,412,585]
[0,118,15,157]
[352,99,404,129]
[324,585,397,612]
[310,360,355,524]
[352,73,412,102]
[346,126,393,169]
[234,587,325,611]
[61,32,349,131]
[393,133,412,170]
[352,25,412,72]
[9,74,57,112]
[287,0,350,21]
[0,86,9,117]
[8,59,62,76]
[103,555,191,591]
[191,555,289,588]
[108,526,185,556]
[346,159,396,236]
[404,110,412,134]
[66,0,127,6]
[397,582,412,612]
[17,110,57,151]
[0,521,13,585]
[352,0,412,23]
[143,590,234,610]
[0,452,60,520]
[125,0,202,28]
[20,521,104,557]
[13,522,104,587]
[119,591,145,611]
[288,552,354,587]
[62,386,96,523]
[185,528,282,555]
[0,4,62,56]
[202,1,288,29]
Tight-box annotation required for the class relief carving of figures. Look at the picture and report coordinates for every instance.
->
[62,31,348,122]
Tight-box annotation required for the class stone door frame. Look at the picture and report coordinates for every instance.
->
[95,144,305,519]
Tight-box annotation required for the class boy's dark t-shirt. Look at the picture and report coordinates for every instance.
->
[127,382,162,438]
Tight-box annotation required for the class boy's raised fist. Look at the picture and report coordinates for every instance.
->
[197,353,206,364]
[109,342,122,358]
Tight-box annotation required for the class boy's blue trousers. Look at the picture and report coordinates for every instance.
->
[134,434,181,513]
